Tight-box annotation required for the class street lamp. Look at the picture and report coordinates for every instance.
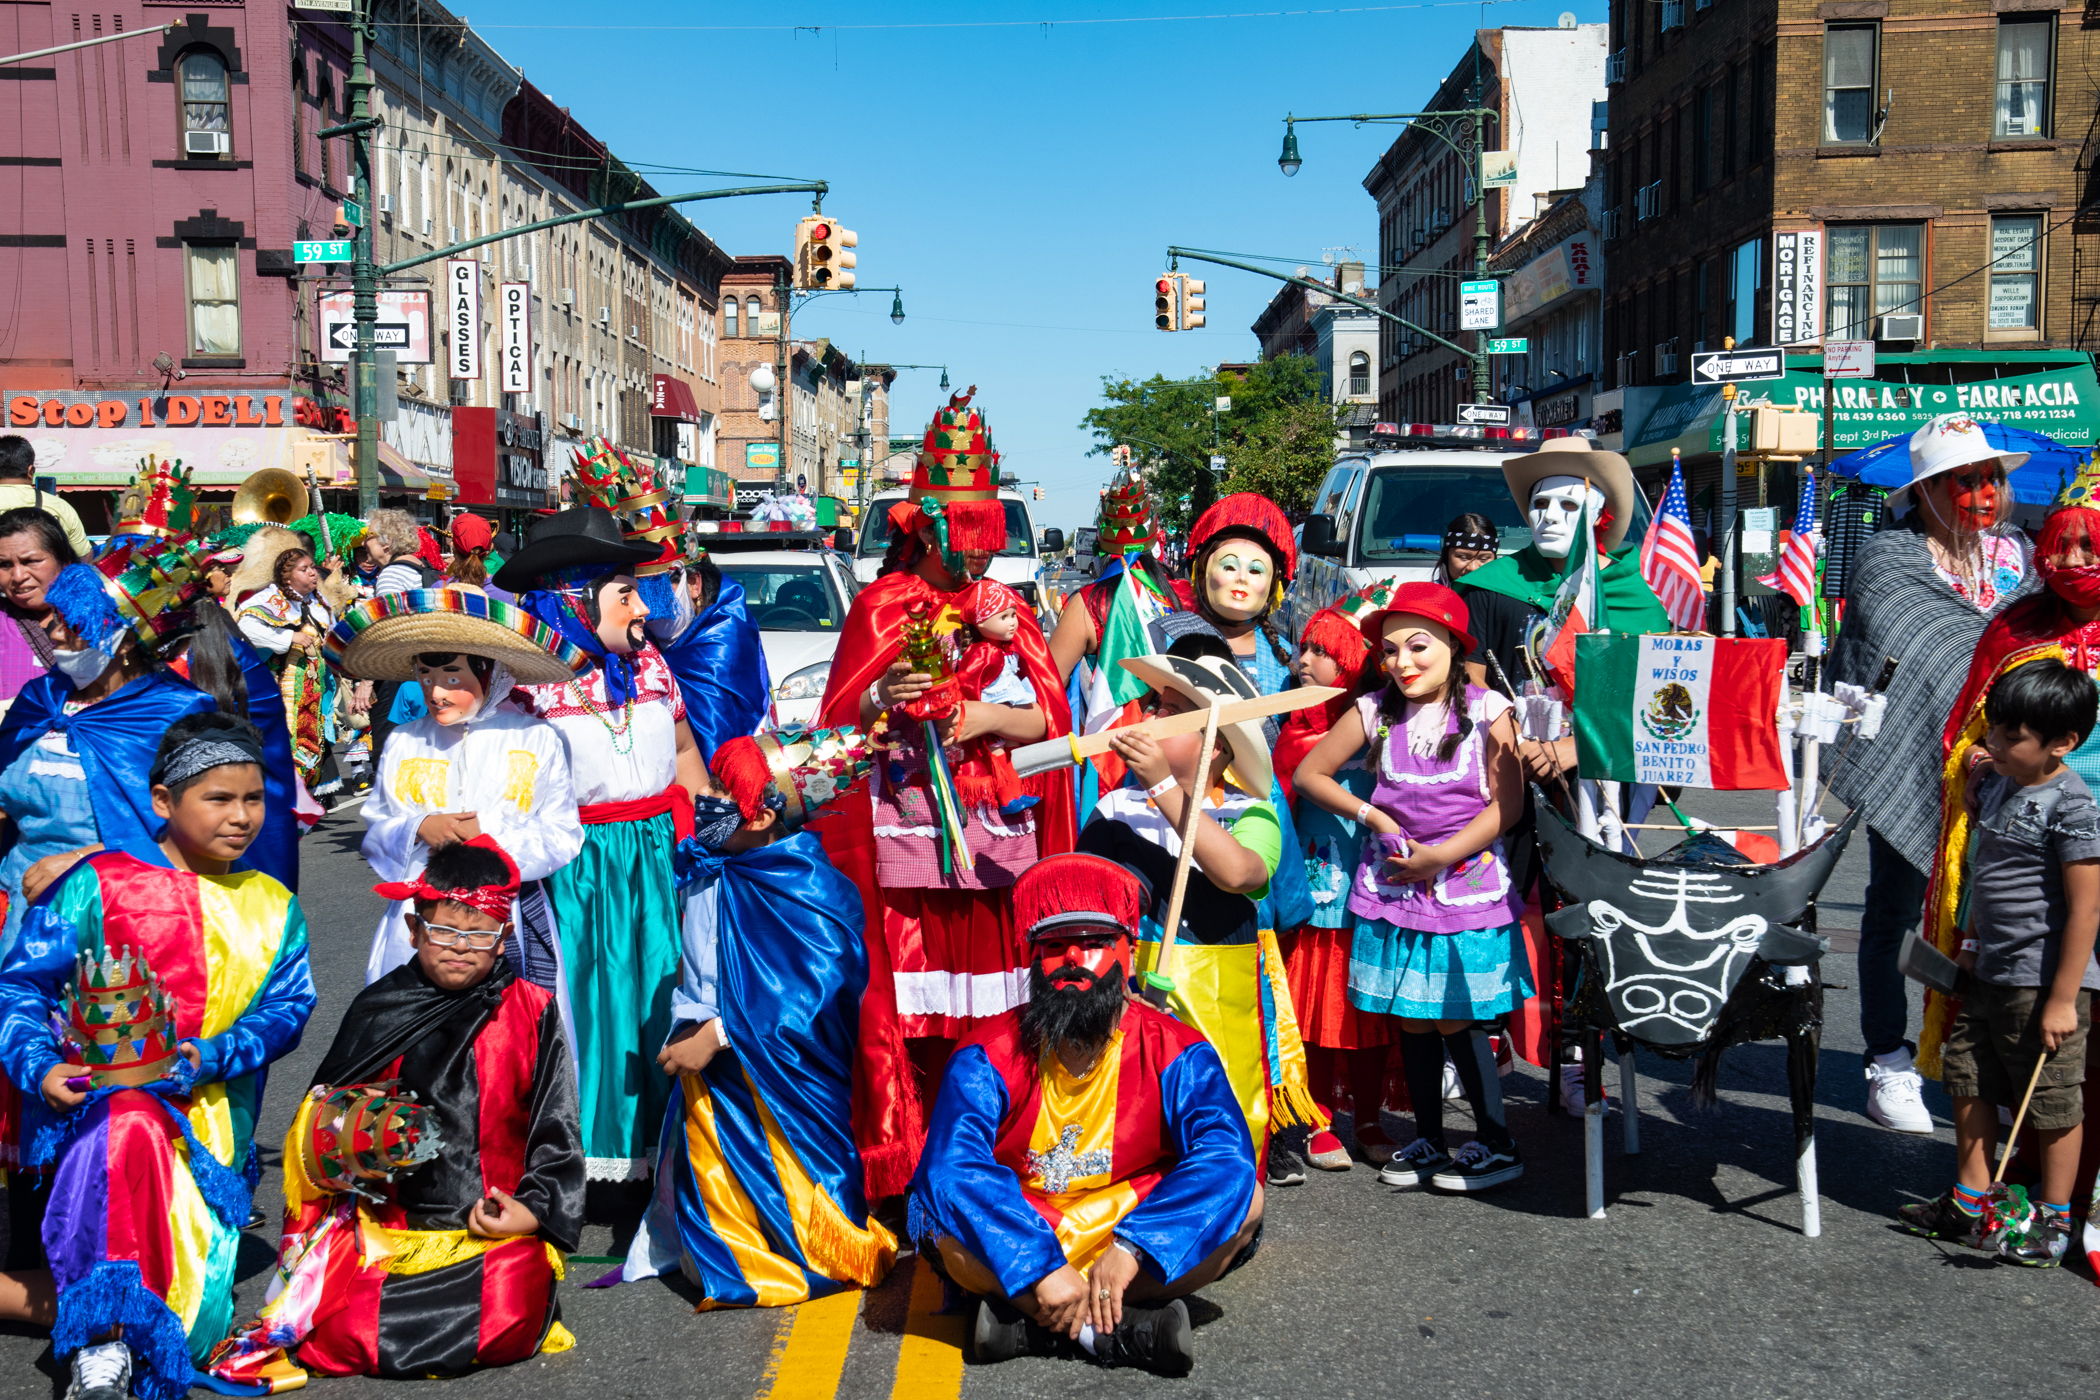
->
[1278,119,1303,177]
[889,290,906,325]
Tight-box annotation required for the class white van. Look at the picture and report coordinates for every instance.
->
[853,488,1062,613]
[1283,434,1650,639]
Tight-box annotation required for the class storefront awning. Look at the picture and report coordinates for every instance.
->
[684,465,733,510]
[650,374,704,424]
[377,440,454,496]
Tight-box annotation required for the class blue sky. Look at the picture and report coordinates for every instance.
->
[479,1,1602,533]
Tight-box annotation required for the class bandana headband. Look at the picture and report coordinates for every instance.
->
[151,729,266,788]
[1443,530,1497,553]
[373,835,522,921]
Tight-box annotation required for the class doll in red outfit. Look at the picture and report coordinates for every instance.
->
[954,579,1040,816]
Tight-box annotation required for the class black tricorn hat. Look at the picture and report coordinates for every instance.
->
[490,506,661,593]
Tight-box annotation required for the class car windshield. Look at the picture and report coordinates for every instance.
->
[718,563,844,632]
[859,499,1034,557]
[1354,467,1533,563]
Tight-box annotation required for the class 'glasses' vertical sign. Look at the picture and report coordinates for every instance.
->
[499,282,531,394]
[448,259,481,381]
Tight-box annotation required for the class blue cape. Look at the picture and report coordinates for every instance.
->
[658,575,772,762]
[229,631,300,892]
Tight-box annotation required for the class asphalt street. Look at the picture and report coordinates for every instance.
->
[4,788,2100,1400]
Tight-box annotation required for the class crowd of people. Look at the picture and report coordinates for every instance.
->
[0,398,2091,1394]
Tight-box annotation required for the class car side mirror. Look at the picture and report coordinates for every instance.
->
[1301,514,1338,559]
[1038,527,1065,555]
[831,527,854,551]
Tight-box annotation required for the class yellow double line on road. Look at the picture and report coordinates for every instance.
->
[753,1257,964,1400]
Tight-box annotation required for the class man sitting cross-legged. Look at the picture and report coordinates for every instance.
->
[908,852,1261,1377]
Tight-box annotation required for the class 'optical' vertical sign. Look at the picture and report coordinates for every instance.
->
[447,259,480,381]
[499,282,531,394]
[1772,229,1823,347]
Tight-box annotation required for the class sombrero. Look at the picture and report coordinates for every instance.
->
[488,506,661,594]
[1117,651,1274,798]
[1502,437,1637,553]
[324,589,590,683]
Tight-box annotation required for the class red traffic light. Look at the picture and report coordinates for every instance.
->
[811,222,833,241]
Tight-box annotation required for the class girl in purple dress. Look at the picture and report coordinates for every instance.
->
[1293,581,1531,1194]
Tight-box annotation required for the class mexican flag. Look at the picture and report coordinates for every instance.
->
[1082,560,1168,734]
[1539,496,1603,697]
[1572,632,1789,790]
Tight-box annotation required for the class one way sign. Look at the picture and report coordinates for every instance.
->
[1690,349,1785,384]
[326,322,411,350]
[1455,402,1512,426]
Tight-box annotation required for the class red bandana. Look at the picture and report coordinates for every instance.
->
[372,835,521,921]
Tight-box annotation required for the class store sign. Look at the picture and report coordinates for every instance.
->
[1480,151,1519,190]
[318,289,431,364]
[447,260,481,381]
[1,390,334,486]
[1536,392,1585,427]
[745,441,780,473]
[1772,230,1823,347]
[499,282,531,394]
[1502,234,1602,323]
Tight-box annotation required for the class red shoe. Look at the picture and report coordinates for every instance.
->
[1306,1130,1352,1171]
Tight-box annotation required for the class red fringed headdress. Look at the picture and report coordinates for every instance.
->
[1189,492,1298,583]
[1014,852,1144,940]
[1299,605,1373,691]
[906,387,1007,554]
[713,726,874,829]
[373,835,521,921]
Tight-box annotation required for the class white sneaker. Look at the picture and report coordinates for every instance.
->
[66,1340,131,1400]
[1441,1059,1465,1100]
[1864,1048,1935,1134]
[1558,1060,1614,1115]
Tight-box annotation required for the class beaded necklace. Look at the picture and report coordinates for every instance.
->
[563,668,636,755]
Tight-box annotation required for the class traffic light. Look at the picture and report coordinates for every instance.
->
[1032,486,1044,501]
[1181,277,1206,330]
[1154,276,1176,331]
[812,220,857,290]
[793,216,822,290]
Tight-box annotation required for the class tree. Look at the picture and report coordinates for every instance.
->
[1078,355,1337,533]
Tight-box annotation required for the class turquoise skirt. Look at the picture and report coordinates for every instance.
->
[1347,916,1535,1021]
[548,809,682,1179]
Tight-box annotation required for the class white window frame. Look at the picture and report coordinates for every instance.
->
[1987,213,2044,339]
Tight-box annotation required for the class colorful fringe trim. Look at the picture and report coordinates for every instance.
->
[321,588,589,675]
[54,1261,198,1400]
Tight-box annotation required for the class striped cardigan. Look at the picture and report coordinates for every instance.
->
[1826,523,2036,874]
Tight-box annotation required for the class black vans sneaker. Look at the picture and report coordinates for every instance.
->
[966,1295,1059,1364]
[1896,1190,1985,1248]
[1099,1298,1193,1376]
[1377,1136,1455,1187]
[1429,1139,1524,1192]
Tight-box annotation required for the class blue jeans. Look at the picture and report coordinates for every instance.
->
[1857,827,1929,1060]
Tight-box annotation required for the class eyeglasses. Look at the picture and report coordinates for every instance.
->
[413,917,504,951]
[1951,467,2008,489]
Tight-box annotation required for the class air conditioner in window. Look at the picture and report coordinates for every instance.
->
[1879,313,1924,342]
[376,193,392,214]
[422,217,434,235]
[184,130,229,157]
[598,307,611,325]
[1655,343,1679,375]
[564,412,582,430]
[559,288,575,307]
[449,226,461,245]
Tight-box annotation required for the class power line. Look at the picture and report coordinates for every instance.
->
[468,3,1533,33]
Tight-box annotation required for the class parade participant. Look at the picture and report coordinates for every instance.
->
[1075,643,1322,1157]
[0,507,77,711]
[445,512,497,594]
[323,590,587,989]
[1434,513,1500,585]
[0,436,90,560]
[1899,660,2098,1266]
[911,853,1259,1377]
[209,838,583,1384]
[1047,467,1191,683]
[1274,599,1389,1169]
[621,726,898,1304]
[1184,493,1298,694]
[494,506,706,1184]
[1294,583,1531,1193]
[0,714,314,1400]
[1829,414,2036,1131]
[817,388,1074,1198]
[237,547,338,797]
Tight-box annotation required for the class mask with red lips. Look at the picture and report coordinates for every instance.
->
[2039,508,2100,609]
[1944,467,2005,530]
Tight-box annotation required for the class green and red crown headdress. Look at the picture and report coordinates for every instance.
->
[110,457,198,542]
[711,725,875,831]
[906,387,1007,554]
[573,436,682,577]
[1096,468,1162,557]
[299,1081,444,1196]
[61,946,180,1088]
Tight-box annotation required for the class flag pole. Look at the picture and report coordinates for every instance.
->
[1794,465,1826,848]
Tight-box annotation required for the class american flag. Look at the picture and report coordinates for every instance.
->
[1640,456,1707,630]
[1759,469,1820,607]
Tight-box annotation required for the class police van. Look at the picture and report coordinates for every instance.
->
[1282,422,1648,639]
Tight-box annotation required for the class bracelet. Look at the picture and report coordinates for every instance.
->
[1354,802,1373,825]
[1960,939,1979,953]
[715,1019,731,1050]
[1146,776,1177,800]
[868,678,887,710]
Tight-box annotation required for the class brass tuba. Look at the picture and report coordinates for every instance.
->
[230,467,309,527]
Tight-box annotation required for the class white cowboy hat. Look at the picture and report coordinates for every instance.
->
[1891,413,2030,516]
[1502,436,1638,553]
[1117,652,1273,798]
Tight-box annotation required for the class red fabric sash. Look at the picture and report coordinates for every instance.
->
[577,783,694,843]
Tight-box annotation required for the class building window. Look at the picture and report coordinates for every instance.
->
[1995,18,2051,138]
[1730,237,1761,344]
[746,295,762,330]
[724,296,738,338]
[180,50,231,158]
[1692,87,1712,193]
[184,243,240,356]
[1826,224,1922,340]
[1349,351,1370,397]
[1989,215,2043,334]
[1822,25,1877,144]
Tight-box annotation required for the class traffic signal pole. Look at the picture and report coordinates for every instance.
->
[1165,247,1479,366]
[325,0,828,514]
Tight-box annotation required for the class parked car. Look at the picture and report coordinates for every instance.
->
[853,488,1063,616]
[1069,525,1100,576]
[1284,429,1651,640]
[701,527,859,731]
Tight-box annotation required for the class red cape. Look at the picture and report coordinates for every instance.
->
[816,568,1076,1197]
[1942,591,2098,755]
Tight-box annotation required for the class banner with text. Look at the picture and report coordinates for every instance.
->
[448,260,481,382]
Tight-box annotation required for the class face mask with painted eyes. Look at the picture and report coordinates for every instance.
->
[1204,542,1274,624]
[1942,463,2006,531]
[1382,618,1454,700]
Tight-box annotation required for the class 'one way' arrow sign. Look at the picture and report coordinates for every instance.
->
[1690,349,1785,384]
[327,322,412,350]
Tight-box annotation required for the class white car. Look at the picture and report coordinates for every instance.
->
[853,488,1063,619]
[706,532,860,731]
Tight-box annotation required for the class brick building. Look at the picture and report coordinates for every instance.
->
[1250,261,1382,447]
[718,255,791,506]
[1365,23,1608,424]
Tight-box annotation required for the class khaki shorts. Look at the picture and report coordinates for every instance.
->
[1941,981,2091,1132]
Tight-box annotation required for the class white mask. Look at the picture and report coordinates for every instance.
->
[1527,475,1606,560]
[49,644,115,689]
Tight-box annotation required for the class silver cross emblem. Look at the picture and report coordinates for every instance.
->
[1027,1124,1113,1194]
